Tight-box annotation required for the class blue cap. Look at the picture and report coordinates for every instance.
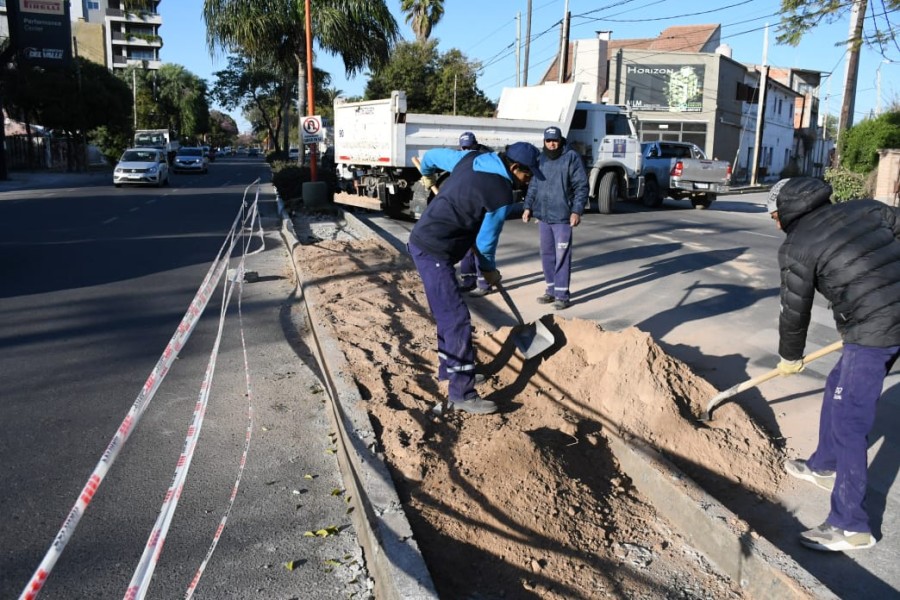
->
[506,142,545,180]
[544,126,562,141]
[459,131,477,149]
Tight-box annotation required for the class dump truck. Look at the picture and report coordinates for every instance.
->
[133,129,180,165]
[332,83,644,219]
[639,141,731,209]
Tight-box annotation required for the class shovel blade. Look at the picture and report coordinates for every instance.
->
[510,318,555,359]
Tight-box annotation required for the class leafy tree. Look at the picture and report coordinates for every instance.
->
[401,0,444,42]
[430,48,494,117]
[123,64,210,141]
[4,58,132,168]
[203,0,399,152]
[365,40,438,110]
[211,54,291,150]
[777,0,900,49]
[365,41,495,116]
[208,109,238,147]
[837,110,900,173]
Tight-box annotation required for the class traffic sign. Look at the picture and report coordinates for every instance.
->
[301,116,324,143]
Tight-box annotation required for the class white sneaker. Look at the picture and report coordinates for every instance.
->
[784,459,835,491]
[800,522,876,551]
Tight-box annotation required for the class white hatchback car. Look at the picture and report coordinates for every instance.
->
[114,147,170,187]
[172,147,209,174]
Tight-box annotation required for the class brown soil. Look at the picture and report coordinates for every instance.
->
[293,231,784,600]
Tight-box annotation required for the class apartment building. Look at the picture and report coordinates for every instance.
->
[70,0,163,71]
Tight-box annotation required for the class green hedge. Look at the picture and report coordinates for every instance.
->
[824,167,867,203]
[838,111,900,173]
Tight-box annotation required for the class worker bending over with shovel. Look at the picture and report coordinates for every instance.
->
[409,142,544,415]
[770,177,900,552]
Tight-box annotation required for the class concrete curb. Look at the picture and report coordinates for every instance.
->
[280,200,833,598]
[276,193,438,600]
[608,434,837,599]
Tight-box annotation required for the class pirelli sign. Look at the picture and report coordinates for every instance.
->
[7,0,73,69]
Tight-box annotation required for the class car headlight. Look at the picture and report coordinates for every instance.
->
[148,165,159,174]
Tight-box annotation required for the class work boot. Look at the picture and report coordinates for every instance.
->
[536,294,554,304]
[448,396,498,414]
[784,459,835,491]
[553,298,571,310]
[799,522,875,552]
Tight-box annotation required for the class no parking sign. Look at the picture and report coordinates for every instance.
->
[301,116,323,144]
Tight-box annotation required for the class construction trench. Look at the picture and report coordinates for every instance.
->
[281,209,836,600]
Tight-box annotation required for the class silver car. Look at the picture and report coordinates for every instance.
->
[113,147,170,187]
[172,147,209,174]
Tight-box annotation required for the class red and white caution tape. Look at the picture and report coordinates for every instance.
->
[20,181,263,600]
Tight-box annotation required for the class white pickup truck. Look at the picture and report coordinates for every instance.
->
[639,141,731,209]
[332,83,644,218]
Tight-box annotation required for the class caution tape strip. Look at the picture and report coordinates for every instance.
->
[20,181,263,600]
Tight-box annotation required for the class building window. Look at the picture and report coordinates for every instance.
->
[88,1,99,8]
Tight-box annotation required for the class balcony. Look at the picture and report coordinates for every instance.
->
[105,8,162,25]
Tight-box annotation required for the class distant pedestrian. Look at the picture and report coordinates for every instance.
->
[521,126,589,310]
[771,177,900,552]
[409,142,544,415]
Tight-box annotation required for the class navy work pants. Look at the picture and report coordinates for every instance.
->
[806,343,900,532]
[408,242,477,401]
[459,248,488,291]
[539,221,573,301]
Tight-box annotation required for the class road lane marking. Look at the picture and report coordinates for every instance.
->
[102,217,118,225]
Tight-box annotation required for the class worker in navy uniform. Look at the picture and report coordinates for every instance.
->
[409,142,544,414]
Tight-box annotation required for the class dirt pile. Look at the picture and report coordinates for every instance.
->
[294,234,784,599]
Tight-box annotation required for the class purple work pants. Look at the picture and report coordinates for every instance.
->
[408,242,477,402]
[806,343,900,532]
[539,221,573,301]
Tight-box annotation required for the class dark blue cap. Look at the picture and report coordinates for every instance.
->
[544,126,562,141]
[506,142,545,180]
[459,131,477,149]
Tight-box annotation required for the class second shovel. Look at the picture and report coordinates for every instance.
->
[494,282,555,359]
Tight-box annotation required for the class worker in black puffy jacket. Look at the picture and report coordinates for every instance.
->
[770,177,900,552]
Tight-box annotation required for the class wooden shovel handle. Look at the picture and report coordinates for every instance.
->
[702,340,843,419]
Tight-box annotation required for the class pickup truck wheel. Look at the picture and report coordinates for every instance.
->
[691,194,716,209]
[598,172,619,214]
[642,178,663,208]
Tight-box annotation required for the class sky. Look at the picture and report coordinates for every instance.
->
[159,0,900,135]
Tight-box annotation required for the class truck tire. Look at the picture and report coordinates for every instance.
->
[598,171,619,214]
[642,178,663,208]
[691,194,716,209]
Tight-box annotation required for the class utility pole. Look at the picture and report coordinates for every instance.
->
[132,69,138,130]
[523,0,532,86]
[515,12,521,87]
[557,1,570,84]
[305,0,317,181]
[836,0,867,166]
[751,24,769,186]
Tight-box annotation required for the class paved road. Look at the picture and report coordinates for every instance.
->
[349,192,900,599]
[0,161,367,599]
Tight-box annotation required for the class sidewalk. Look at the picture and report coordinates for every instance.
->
[0,168,112,193]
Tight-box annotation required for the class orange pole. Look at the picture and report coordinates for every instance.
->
[305,0,317,181]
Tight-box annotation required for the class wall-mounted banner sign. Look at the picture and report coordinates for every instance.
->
[7,0,73,69]
[624,64,705,113]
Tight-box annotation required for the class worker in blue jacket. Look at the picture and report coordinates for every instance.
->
[409,142,544,415]
[522,126,589,310]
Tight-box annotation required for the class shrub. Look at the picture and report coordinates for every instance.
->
[271,162,310,212]
[824,167,867,202]
[838,111,900,173]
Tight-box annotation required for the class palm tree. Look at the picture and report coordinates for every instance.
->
[203,0,398,151]
[401,0,444,42]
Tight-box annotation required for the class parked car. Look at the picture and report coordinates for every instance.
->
[639,141,731,209]
[113,147,170,187]
[288,147,300,161]
[247,147,260,158]
[172,147,209,174]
